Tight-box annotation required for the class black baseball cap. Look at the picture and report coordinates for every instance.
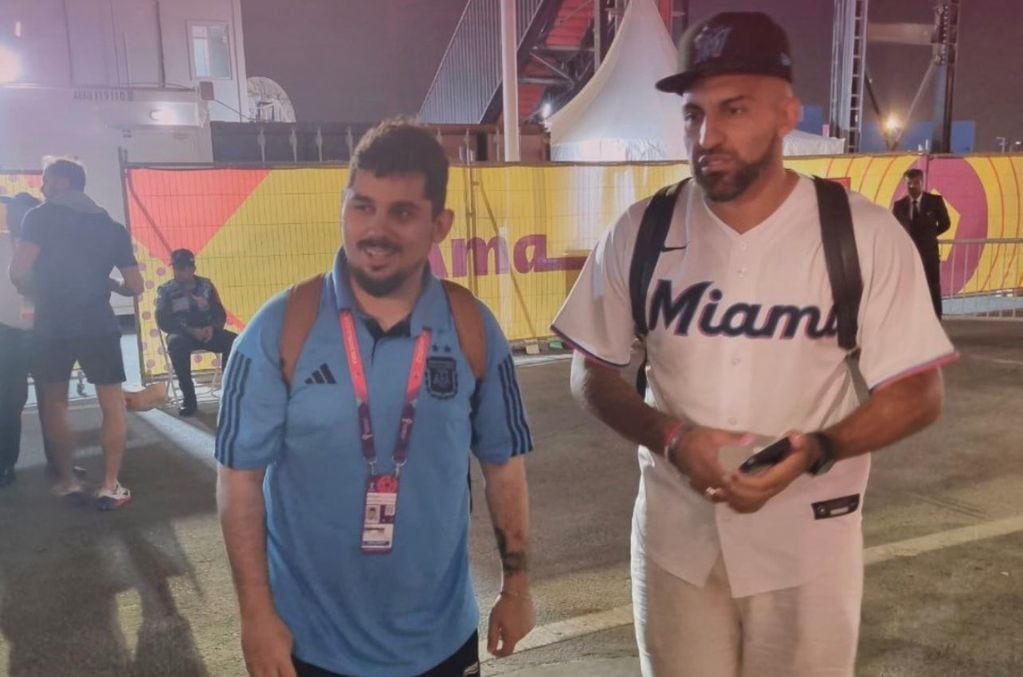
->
[171,249,196,268]
[656,12,793,95]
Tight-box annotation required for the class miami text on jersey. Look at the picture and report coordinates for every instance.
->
[649,280,839,340]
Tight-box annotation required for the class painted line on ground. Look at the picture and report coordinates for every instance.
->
[483,513,1023,660]
[962,353,1023,367]
[863,514,1023,565]
[515,353,572,368]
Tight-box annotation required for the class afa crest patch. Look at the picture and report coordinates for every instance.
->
[426,357,458,399]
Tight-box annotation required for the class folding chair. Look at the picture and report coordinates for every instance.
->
[157,331,224,407]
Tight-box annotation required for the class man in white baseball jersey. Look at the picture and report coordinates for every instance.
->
[552,12,955,677]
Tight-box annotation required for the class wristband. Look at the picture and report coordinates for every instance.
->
[663,420,692,467]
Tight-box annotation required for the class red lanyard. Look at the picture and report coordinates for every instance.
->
[339,310,431,476]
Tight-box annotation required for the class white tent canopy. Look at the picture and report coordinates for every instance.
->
[546,0,843,161]
[783,129,845,156]
[546,0,682,162]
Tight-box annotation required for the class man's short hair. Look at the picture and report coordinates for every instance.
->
[347,119,448,216]
[43,157,87,191]
[171,249,197,269]
[904,168,924,180]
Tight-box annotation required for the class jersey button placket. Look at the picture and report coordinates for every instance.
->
[729,239,755,431]
[718,241,744,428]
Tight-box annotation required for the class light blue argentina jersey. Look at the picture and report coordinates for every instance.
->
[215,250,533,676]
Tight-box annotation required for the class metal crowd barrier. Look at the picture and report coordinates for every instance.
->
[941,238,1023,319]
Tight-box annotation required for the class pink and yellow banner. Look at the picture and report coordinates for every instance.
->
[124,155,1023,380]
[0,172,43,233]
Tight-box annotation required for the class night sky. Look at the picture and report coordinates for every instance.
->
[242,0,1023,151]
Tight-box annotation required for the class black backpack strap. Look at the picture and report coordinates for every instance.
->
[813,176,869,401]
[628,179,688,395]
[629,179,688,336]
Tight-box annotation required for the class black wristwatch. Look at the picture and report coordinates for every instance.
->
[806,432,837,476]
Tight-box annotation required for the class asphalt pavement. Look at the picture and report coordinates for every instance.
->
[1,319,1021,677]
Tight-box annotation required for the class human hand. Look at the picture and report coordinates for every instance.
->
[719,433,819,514]
[668,426,753,499]
[487,589,535,658]
[240,612,296,677]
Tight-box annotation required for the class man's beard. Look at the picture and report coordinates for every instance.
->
[349,264,418,298]
[693,137,779,203]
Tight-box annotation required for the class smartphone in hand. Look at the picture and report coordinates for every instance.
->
[738,437,792,474]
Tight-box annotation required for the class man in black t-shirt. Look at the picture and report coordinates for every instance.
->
[9,158,144,510]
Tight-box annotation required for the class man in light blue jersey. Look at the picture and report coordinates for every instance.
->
[216,119,535,677]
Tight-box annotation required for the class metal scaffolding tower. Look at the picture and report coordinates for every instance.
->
[829,0,869,153]
[931,0,961,153]
[830,0,962,153]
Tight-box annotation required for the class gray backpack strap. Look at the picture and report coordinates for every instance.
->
[813,177,869,402]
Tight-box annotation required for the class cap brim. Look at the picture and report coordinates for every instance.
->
[655,71,699,94]
[656,65,792,95]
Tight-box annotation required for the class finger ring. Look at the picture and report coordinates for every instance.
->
[704,486,722,499]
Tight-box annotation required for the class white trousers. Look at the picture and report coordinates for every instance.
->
[632,543,863,677]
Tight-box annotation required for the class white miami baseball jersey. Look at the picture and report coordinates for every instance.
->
[552,176,955,597]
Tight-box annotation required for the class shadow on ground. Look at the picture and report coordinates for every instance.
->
[0,408,217,677]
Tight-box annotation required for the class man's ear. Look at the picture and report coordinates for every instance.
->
[780,96,802,137]
[433,208,455,243]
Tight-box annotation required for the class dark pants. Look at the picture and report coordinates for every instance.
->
[0,324,32,472]
[923,256,943,318]
[167,329,237,404]
[916,243,944,318]
[292,631,480,677]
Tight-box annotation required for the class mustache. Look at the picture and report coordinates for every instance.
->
[693,147,736,164]
[356,238,401,253]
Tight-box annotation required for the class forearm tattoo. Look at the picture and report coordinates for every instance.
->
[494,528,528,575]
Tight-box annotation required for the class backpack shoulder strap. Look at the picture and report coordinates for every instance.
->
[813,177,863,353]
[441,280,487,381]
[813,177,869,402]
[629,178,689,337]
[280,274,325,391]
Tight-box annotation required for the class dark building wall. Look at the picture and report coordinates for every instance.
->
[687,0,1022,151]
[241,0,1022,150]
[241,0,468,122]
[864,0,1023,151]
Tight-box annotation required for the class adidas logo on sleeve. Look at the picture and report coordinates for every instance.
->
[304,363,337,385]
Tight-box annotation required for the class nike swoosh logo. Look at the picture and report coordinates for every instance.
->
[660,244,689,252]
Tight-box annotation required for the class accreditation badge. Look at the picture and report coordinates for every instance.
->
[361,474,399,554]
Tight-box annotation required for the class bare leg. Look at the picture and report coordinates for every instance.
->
[95,384,128,492]
[34,380,56,467]
[42,382,76,490]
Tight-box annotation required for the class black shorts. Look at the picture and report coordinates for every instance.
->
[34,335,126,386]
[293,631,479,677]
